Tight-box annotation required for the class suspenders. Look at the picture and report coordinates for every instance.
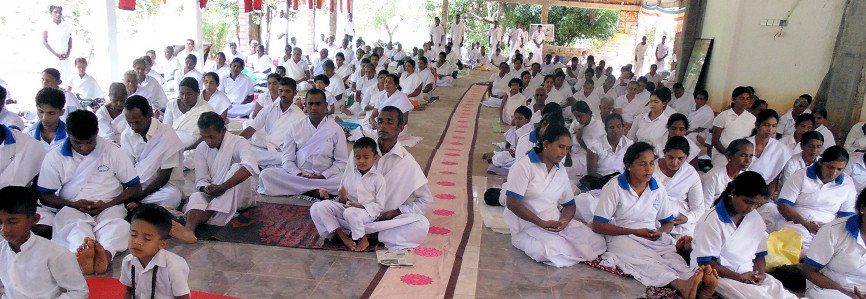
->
[127,265,159,299]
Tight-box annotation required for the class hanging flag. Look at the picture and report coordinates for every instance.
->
[346,0,351,13]
[199,0,207,8]
[329,0,335,12]
[244,0,253,12]
[292,0,299,10]
[308,0,314,9]
[253,0,262,10]
[316,0,324,9]
[118,0,136,10]
[339,0,343,12]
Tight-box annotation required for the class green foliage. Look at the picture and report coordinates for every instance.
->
[203,0,239,54]
[547,7,618,46]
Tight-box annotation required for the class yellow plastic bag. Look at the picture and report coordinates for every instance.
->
[765,227,803,271]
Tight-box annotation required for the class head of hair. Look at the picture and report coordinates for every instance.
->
[603,113,624,127]
[380,106,406,126]
[541,102,563,118]
[0,86,5,100]
[124,95,153,116]
[514,106,532,120]
[203,72,220,86]
[725,138,753,157]
[652,87,672,103]
[43,68,61,81]
[572,100,592,114]
[314,74,330,86]
[133,57,147,68]
[800,130,824,145]
[819,145,849,165]
[130,204,173,239]
[266,73,282,82]
[216,52,226,60]
[508,77,523,91]
[540,112,565,129]
[323,59,335,71]
[335,52,345,59]
[197,111,225,131]
[715,171,770,206]
[535,123,570,151]
[353,137,379,155]
[179,77,200,93]
[751,99,767,111]
[623,142,655,167]
[0,186,38,215]
[672,82,684,90]
[795,113,815,126]
[404,59,416,68]
[695,90,709,100]
[279,77,298,90]
[65,110,98,140]
[813,107,828,119]
[663,135,690,155]
[799,94,813,104]
[185,54,197,65]
[231,57,245,67]
[754,109,779,128]
[645,81,656,93]
[666,113,689,130]
[164,46,175,56]
[386,73,401,90]
[306,88,326,102]
[35,87,66,109]
[732,86,751,99]
[74,57,88,65]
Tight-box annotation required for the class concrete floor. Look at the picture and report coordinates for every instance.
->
[92,69,650,298]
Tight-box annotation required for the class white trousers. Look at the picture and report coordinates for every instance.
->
[604,234,692,287]
[249,146,283,168]
[508,216,606,268]
[184,165,255,226]
[715,275,798,299]
[807,286,856,299]
[141,184,183,210]
[257,167,341,196]
[310,200,376,240]
[52,205,129,258]
[436,76,453,87]
[364,213,430,249]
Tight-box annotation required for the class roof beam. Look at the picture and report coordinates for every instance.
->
[491,0,641,11]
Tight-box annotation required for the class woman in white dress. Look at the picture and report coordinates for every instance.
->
[627,87,671,144]
[655,113,700,164]
[777,146,857,251]
[702,139,754,208]
[398,59,423,100]
[711,87,755,168]
[583,113,634,191]
[746,109,791,192]
[780,131,823,187]
[503,124,606,267]
[499,78,526,126]
[483,62,512,108]
[802,192,866,299]
[201,72,232,123]
[843,121,866,154]
[691,171,798,299]
[654,136,705,237]
[813,108,836,151]
[687,90,714,147]
[778,113,814,155]
[592,142,716,299]
[95,83,129,144]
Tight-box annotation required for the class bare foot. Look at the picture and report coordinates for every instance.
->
[335,230,356,251]
[93,241,110,274]
[126,202,139,211]
[76,238,95,275]
[697,265,719,299]
[354,236,370,252]
[686,266,705,299]
[170,220,198,244]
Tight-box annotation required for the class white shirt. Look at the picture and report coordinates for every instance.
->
[701,166,740,208]
[489,73,511,97]
[95,105,128,144]
[173,68,203,91]
[283,58,310,82]
[37,137,140,201]
[344,20,355,36]
[781,153,815,187]
[691,204,768,273]
[120,249,191,298]
[120,120,184,188]
[628,112,670,144]
[634,43,648,62]
[531,30,546,46]
[508,28,524,47]
[594,174,676,230]
[815,124,836,151]
[845,154,866,192]
[669,92,695,115]
[614,94,649,124]
[0,233,88,299]
[654,163,705,235]
[489,26,503,48]
[204,89,232,116]
[450,22,466,45]
[587,134,633,176]
[804,215,866,296]
[687,104,714,141]
[44,20,72,55]
[777,108,810,138]
[845,122,866,154]
[69,74,104,100]
[0,126,47,188]
[747,136,792,183]
[655,43,669,61]
[430,24,445,46]
[135,76,170,109]
[713,109,756,148]
[376,90,413,113]
[399,72,423,97]
[0,108,24,130]
[220,73,255,104]
[23,120,68,151]
[777,164,857,225]
[326,74,346,103]
[503,150,575,224]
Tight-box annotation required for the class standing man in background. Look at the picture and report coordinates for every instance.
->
[489,20,503,53]
[450,14,467,54]
[430,17,446,52]
[43,5,73,82]
[345,14,355,43]
[508,21,525,59]
[531,25,546,63]
[634,36,648,75]
[655,35,669,72]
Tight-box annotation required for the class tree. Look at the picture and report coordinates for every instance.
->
[202,0,239,54]
[368,0,404,43]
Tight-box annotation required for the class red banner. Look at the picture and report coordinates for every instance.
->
[253,0,262,10]
[292,0,298,10]
[330,0,335,12]
[199,0,207,8]
[346,0,351,13]
[243,0,253,12]
[118,0,136,11]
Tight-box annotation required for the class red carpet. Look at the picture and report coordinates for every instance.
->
[86,277,239,299]
[201,202,378,251]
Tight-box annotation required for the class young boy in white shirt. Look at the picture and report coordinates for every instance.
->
[311,137,386,252]
[122,204,191,299]
[0,186,89,298]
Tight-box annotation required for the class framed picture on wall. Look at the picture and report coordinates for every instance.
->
[683,38,713,93]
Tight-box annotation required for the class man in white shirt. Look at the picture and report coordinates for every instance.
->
[489,20,503,52]
[283,47,313,91]
[655,35,670,72]
[312,49,329,76]
[345,13,355,42]
[43,5,73,82]
[208,52,231,78]
[172,54,203,92]
[634,36,648,75]
[645,64,664,86]
[258,89,348,196]
[531,25,546,63]
[430,17,446,49]
[37,110,142,274]
[0,87,24,130]
[161,46,181,82]
[451,14,467,50]
[133,58,169,110]
[68,58,104,101]
[227,42,245,62]
[239,78,305,168]
[178,39,202,70]
[509,22,526,59]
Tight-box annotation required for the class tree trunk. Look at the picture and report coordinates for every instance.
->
[330,9,338,40]
[818,0,866,139]
[307,6,316,52]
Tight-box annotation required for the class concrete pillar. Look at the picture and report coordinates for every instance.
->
[541,1,549,24]
[442,0,449,32]
[89,0,120,82]
[184,0,204,51]
[818,0,866,136]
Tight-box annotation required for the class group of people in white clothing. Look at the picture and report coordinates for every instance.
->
[477,42,866,297]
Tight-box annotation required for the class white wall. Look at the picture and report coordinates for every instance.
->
[700,0,845,112]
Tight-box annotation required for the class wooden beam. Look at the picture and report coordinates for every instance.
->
[491,0,641,12]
